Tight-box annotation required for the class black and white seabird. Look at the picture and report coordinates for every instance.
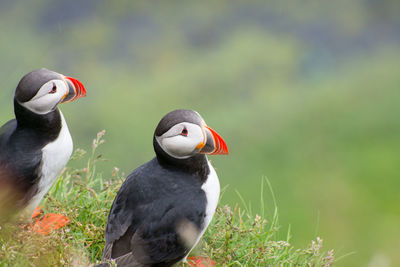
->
[0,68,86,221]
[101,109,229,267]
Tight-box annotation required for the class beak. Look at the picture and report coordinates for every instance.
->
[199,125,229,155]
[60,76,86,103]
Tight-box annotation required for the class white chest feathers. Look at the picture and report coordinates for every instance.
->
[26,111,73,214]
[201,161,220,230]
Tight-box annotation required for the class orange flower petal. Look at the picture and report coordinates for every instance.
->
[32,206,43,219]
[32,213,70,235]
[187,256,215,267]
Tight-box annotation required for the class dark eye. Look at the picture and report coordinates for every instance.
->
[49,84,57,94]
[181,128,188,136]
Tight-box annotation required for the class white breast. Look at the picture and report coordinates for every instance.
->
[25,111,73,215]
[201,161,220,230]
[183,159,220,261]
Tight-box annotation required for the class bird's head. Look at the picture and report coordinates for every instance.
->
[14,68,86,115]
[154,109,228,160]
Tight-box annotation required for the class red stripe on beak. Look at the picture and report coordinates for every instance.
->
[205,126,229,155]
[62,76,86,103]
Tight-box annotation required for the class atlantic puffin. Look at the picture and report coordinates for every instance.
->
[101,109,228,267]
[0,68,86,221]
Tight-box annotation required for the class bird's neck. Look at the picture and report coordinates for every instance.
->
[14,99,62,139]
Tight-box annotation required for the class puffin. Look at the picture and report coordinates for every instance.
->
[100,109,228,267]
[0,68,86,221]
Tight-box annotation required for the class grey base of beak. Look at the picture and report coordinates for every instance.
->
[200,129,215,153]
[61,80,76,103]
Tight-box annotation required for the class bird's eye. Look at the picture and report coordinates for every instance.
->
[49,84,57,94]
[181,128,188,136]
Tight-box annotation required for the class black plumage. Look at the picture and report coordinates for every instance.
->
[103,154,209,266]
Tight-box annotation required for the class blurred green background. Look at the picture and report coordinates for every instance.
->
[1,1,399,266]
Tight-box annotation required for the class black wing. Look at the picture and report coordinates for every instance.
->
[103,158,207,266]
[0,119,42,204]
[0,119,17,147]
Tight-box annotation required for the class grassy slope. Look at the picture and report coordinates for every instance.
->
[0,133,336,266]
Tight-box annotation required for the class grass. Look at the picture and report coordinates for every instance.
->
[0,132,335,266]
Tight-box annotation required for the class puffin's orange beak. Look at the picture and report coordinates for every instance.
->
[61,76,86,103]
[199,125,229,155]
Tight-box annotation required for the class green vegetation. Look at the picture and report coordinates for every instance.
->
[0,133,335,266]
[202,207,334,266]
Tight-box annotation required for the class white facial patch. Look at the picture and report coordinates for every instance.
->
[156,122,205,159]
[19,79,68,115]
